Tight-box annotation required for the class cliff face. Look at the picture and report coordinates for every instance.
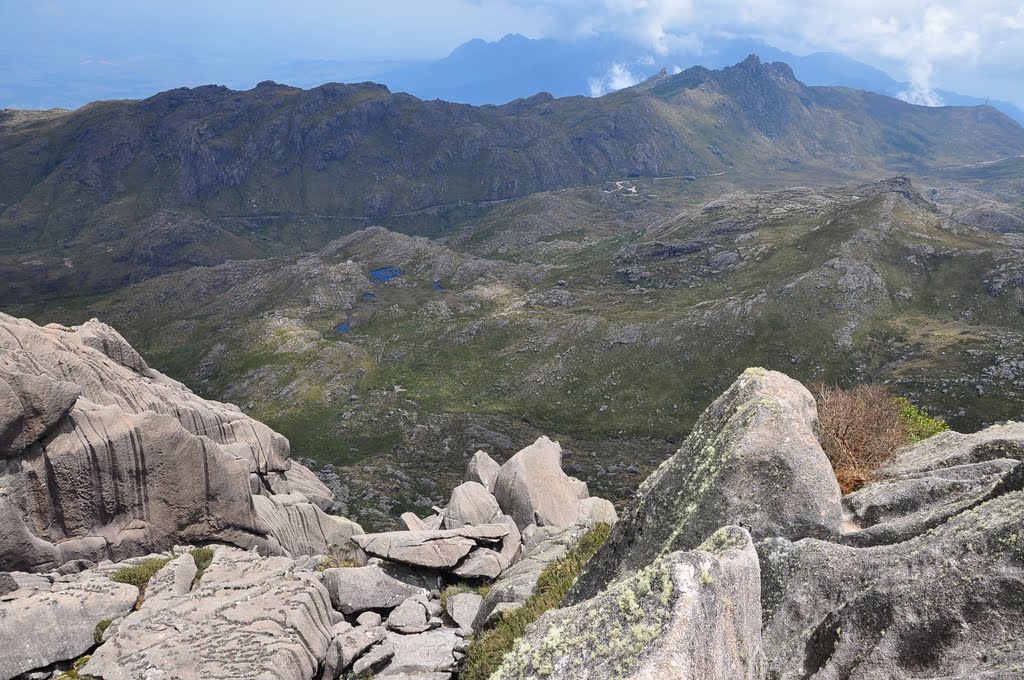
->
[0,312,361,571]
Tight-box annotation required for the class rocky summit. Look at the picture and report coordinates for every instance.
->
[0,319,1020,678]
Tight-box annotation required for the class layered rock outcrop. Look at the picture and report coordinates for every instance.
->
[498,369,1024,679]
[0,313,361,571]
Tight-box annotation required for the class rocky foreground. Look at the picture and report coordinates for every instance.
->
[1,313,1023,679]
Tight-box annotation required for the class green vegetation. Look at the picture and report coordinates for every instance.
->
[189,547,215,583]
[9,173,1023,529]
[897,397,950,442]
[111,556,173,591]
[56,655,98,680]
[461,523,612,680]
[93,619,113,645]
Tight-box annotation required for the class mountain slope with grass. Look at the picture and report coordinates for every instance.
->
[12,175,1023,527]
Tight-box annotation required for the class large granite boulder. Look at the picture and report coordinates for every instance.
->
[322,563,432,615]
[493,526,762,679]
[465,450,501,492]
[493,436,590,530]
[569,368,843,602]
[0,313,360,571]
[83,547,334,680]
[0,569,137,679]
[443,481,502,529]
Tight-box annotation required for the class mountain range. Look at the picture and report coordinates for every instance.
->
[275,34,1024,125]
[2,56,1024,525]
[2,55,1022,302]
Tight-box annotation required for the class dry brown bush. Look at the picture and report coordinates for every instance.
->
[812,383,909,494]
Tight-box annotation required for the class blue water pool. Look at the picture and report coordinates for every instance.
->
[363,292,376,299]
[432,281,445,291]
[334,311,354,333]
[370,267,402,283]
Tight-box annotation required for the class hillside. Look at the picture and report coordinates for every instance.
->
[13,175,1023,528]
[2,56,1023,301]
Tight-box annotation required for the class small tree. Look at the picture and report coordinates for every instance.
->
[813,383,909,493]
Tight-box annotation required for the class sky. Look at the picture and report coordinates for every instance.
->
[1,0,1022,109]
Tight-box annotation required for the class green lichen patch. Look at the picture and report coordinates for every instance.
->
[492,550,681,678]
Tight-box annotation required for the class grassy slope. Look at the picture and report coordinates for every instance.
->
[10,176,1023,529]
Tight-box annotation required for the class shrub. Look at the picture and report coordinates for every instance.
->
[93,619,112,645]
[189,547,214,584]
[896,397,950,442]
[460,523,612,680]
[814,383,948,493]
[110,556,172,591]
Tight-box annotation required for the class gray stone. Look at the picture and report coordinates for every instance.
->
[493,527,762,679]
[476,522,591,629]
[493,436,587,530]
[442,481,501,529]
[338,624,387,669]
[569,368,843,603]
[322,564,428,614]
[445,592,483,631]
[0,312,359,571]
[382,627,460,676]
[356,611,383,627]
[452,547,506,579]
[352,525,508,569]
[0,572,16,596]
[495,513,523,565]
[253,492,364,558]
[465,449,501,492]
[83,548,334,680]
[352,641,395,675]
[387,595,432,633]
[399,512,429,531]
[0,569,137,679]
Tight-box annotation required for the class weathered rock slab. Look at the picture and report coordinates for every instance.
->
[353,525,508,569]
[83,547,334,680]
[0,570,137,679]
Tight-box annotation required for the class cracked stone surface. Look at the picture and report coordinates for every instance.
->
[83,546,333,680]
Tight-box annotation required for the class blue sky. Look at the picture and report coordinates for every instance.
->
[2,0,1022,109]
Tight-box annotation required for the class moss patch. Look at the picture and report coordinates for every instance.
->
[461,523,612,680]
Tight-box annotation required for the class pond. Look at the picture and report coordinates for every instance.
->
[432,281,445,291]
[334,311,354,333]
[370,267,402,283]
[362,293,376,299]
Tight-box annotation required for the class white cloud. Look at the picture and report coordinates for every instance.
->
[514,0,1024,107]
[588,61,643,96]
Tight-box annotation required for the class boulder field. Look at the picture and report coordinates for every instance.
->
[1,314,1022,679]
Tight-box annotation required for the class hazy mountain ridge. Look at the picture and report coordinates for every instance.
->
[2,56,1023,302]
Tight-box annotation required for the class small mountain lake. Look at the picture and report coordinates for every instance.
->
[370,267,402,283]
[334,311,354,333]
